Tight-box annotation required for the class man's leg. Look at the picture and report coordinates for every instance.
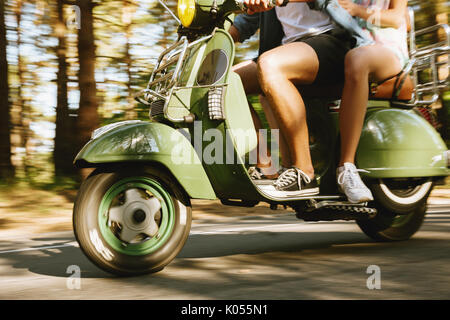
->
[259,95,292,168]
[257,42,319,180]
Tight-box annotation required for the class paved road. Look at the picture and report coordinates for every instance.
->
[0,205,449,300]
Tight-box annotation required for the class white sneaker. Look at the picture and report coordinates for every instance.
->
[337,163,374,204]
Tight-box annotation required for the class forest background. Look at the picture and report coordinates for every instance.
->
[0,0,448,217]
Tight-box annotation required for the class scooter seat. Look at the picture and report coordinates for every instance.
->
[296,83,343,100]
[296,74,414,102]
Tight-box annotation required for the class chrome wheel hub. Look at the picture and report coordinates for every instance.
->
[108,188,162,243]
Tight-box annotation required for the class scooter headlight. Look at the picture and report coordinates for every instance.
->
[178,0,196,27]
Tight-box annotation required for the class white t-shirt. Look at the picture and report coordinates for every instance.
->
[276,3,334,44]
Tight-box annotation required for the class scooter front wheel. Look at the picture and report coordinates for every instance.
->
[73,166,192,276]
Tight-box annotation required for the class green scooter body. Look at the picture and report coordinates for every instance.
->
[74,121,216,200]
[306,99,449,194]
[74,28,449,203]
[357,107,449,178]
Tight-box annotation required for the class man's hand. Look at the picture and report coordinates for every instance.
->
[337,0,361,17]
[244,0,281,15]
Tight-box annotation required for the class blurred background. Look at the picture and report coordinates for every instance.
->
[0,0,448,221]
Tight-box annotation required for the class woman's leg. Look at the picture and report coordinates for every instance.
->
[338,44,403,203]
[232,60,262,95]
[339,44,403,166]
[233,60,274,172]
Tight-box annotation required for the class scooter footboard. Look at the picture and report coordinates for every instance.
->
[356,108,449,178]
[74,121,216,200]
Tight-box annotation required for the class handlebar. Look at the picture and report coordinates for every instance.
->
[235,0,277,12]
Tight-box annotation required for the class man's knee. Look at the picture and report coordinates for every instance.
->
[257,53,287,92]
[258,44,319,86]
[257,52,282,80]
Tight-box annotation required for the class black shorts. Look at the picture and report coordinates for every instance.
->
[298,26,355,85]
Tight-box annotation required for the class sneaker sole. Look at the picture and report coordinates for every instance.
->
[347,196,374,204]
[337,185,374,204]
[252,179,277,186]
[268,187,320,198]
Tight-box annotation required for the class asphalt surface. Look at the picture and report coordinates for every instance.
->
[0,204,449,300]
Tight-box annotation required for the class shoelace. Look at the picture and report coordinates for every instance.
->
[248,167,263,180]
[274,168,311,190]
[250,166,287,180]
[337,168,370,189]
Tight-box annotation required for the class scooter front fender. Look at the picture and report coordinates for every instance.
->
[74,121,216,200]
[357,108,449,178]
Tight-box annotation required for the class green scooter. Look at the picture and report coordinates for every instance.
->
[72,0,450,276]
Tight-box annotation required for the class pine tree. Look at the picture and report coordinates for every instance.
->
[54,0,76,176]
[0,0,14,180]
[76,0,99,166]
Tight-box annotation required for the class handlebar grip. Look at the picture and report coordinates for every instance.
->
[235,0,277,12]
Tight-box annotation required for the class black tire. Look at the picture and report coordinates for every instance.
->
[357,178,433,242]
[73,166,192,276]
[371,178,433,214]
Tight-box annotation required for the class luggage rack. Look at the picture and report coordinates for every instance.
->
[398,9,450,107]
[135,34,217,122]
[134,36,190,113]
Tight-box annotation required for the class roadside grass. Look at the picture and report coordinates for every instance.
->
[0,184,74,233]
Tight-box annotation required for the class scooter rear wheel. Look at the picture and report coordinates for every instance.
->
[73,166,192,276]
[357,178,433,242]
[371,178,433,214]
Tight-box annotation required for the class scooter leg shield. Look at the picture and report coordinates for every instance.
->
[73,121,216,200]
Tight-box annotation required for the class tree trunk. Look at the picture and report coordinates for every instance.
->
[54,0,76,177]
[12,0,32,178]
[76,0,99,179]
[76,0,98,149]
[0,0,14,180]
[123,0,136,119]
